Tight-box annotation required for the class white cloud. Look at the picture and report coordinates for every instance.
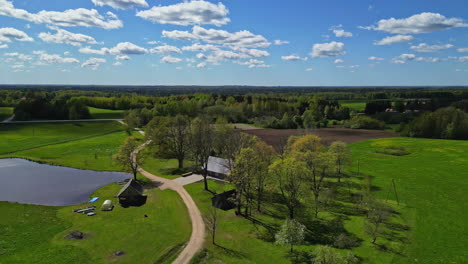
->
[0,0,122,29]
[150,45,182,54]
[248,64,270,68]
[415,57,442,63]
[38,27,98,47]
[0,27,33,42]
[112,61,122,66]
[368,56,384,61]
[456,48,468,53]
[274,40,289,45]
[79,42,147,55]
[311,41,345,58]
[163,26,270,48]
[231,47,269,58]
[305,68,313,71]
[410,43,454,52]
[391,53,441,63]
[161,55,182,64]
[81,57,106,69]
[137,0,229,27]
[282,54,307,61]
[457,56,468,63]
[330,25,352,37]
[334,59,344,64]
[196,62,206,68]
[115,55,130,60]
[374,34,413,45]
[363,12,468,34]
[92,0,148,10]
[336,65,360,69]
[40,53,80,64]
[0,44,8,48]
[182,43,220,52]
[5,52,32,61]
[196,53,207,60]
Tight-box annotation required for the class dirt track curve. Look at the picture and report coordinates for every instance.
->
[133,130,205,264]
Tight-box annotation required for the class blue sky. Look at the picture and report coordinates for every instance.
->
[0,0,467,86]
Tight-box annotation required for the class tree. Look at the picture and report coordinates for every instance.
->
[365,200,391,244]
[328,141,351,183]
[275,219,305,252]
[252,140,275,212]
[269,158,307,219]
[190,117,214,191]
[113,137,142,181]
[204,206,219,245]
[146,115,191,168]
[312,246,359,264]
[229,148,257,216]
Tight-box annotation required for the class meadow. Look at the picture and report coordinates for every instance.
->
[351,138,468,264]
[88,107,125,119]
[0,184,191,264]
[0,107,13,121]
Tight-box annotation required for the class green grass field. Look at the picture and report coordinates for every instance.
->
[88,107,125,119]
[350,138,468,264]
[0,107,13,121]
[339,100,367,112]
[140,149,193,179]
[0,184,191,264]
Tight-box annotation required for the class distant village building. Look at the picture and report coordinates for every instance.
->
[206,156,230,179]
[116,179,146,207]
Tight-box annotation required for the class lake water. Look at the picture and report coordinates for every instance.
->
[0,158,131,206]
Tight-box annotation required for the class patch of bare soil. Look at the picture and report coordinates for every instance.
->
[242,127,398,150]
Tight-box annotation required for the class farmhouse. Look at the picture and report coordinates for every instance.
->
[207,156,230,179]
[116,179,146,207]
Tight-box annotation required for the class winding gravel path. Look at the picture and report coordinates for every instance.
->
[133,130,205,264]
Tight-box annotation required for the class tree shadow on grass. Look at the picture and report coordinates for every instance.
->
[214,244,247,259]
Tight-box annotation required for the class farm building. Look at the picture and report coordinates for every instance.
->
[207,156,230,179]
[116,179,146,207]
[212,190,236,210]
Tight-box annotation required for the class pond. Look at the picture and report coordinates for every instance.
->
[0,159,131,206]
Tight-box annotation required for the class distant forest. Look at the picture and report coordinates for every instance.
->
[1,85,467,139]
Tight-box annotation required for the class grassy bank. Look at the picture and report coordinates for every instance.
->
[0,184,191,264]
[350,138,468,264]
[88,107,125,119]
[0,107,13,121]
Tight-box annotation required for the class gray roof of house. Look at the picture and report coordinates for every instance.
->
[207,156,230,175]
[117,179,144,197]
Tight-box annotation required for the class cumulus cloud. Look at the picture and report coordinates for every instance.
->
[363,12,468,34]
[92,0,148,10]
[38,27,98,46]
[457,48,468,53]
[0,44,8,48]
[112,61,122,66]
[81,57,106,69]
[310,41,345,58]
[305,68,313,71]
[334,59,344,64]
[374,34,414,45]
[137,0,229,27]
[40,53,80,64]
[336,65,359,69]
[368,56,384,61]
[391,53,441,64]
[150,45,182,54]
[182,43,220,52]
[163,26,270,48]
[79,42,147,55]
[330,25,352,37]
[457,56,468,63]
[0,27,33,42]
[0,0,122,29]
[410,43,454,52]
[274,40,289,45]
[161,55,182,64]
[281,54,307,61]
[196,62,206,68]
[5,52,33,61]
[115,55,130,60]
[415,57,442,63]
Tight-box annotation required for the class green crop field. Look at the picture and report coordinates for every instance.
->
[88,107,125,119]
[0,184,191,264]
[339,100,367,112]
[0,107,13,121]
[0,122,125,155]
[350,138,468,264]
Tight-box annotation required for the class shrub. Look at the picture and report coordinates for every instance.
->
[333,233,360,249]
[344,116,385,130]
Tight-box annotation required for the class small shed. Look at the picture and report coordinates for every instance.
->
[207,156,230,179]
[116,179,146,207]
[101,200,114,211]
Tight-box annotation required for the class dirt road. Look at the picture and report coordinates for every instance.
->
[134,129,205,264]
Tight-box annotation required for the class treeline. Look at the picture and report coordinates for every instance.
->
[14,95,91,120]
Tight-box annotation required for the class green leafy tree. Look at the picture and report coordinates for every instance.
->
[275,219,306,252]
[328,141,351,183]
[312,246,359,264]
[190,117,214,191]
[113,137,142,181]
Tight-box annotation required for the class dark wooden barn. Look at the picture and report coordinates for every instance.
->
[116,179,146,207]
[211,190,236,210]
